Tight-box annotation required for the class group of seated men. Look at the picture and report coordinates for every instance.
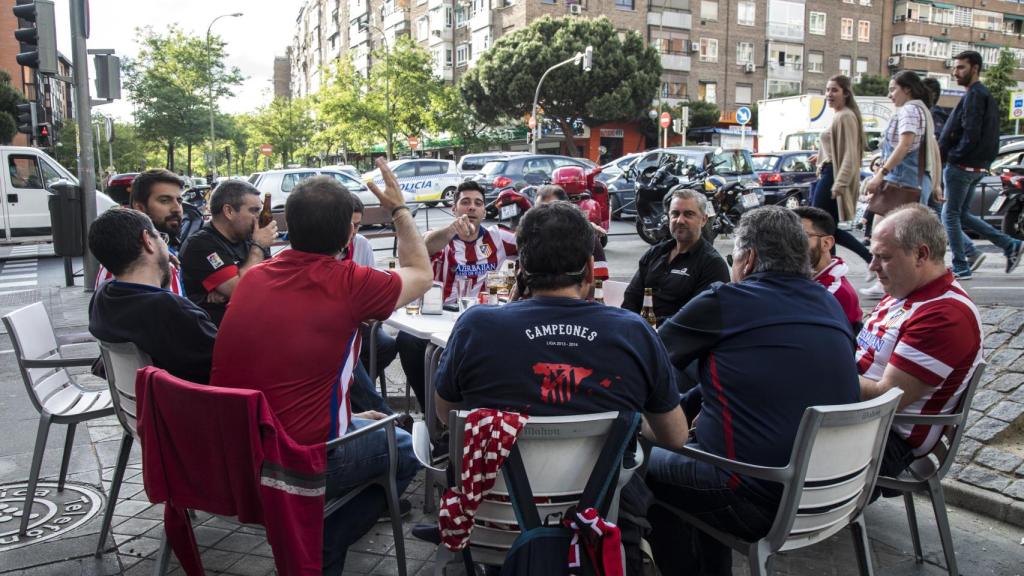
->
[87,162,982,575]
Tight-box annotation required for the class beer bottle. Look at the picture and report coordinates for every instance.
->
[258,193,274,228]
[499,261,515,298]
[594,279,604,304]
[641,287,657,329]
[488,286,499,305]
[388,260,396,271]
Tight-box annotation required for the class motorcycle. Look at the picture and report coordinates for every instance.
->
[487,186,533,231]
[994,166,1024,240]
[702,175,763,243]
[551,165,611,247]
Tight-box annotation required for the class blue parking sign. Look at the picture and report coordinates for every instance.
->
[736,106,751,126]
[1016,99,1023,108]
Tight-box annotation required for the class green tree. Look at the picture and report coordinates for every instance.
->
[247,97,314,167]
[684,100,720,129]
[429,84,496,154]
[984,49,1018,133]
[854,74,890,97]
[458,16,661,156]
[0,71,25,145]
[123,25,243,174]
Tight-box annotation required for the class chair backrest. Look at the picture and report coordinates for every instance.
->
[602,280,628,308]
[447,410,633,565]
[919,362,986,481]
[767,388,902,553]
[98,340,153,437]
[2,302,72,415]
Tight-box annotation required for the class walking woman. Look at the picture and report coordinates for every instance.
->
[812,75,873,266]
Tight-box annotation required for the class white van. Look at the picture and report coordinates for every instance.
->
[1,146,117,244]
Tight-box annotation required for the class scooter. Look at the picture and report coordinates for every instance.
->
[488,186,533,231]
[995,165,1024,240]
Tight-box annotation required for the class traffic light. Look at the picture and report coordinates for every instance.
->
[12,0,58,75]
[35,123,51,147]
[15,101,38,135]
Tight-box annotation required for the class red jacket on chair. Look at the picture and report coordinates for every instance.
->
[136,367,327,575]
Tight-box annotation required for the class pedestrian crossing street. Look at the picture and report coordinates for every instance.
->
[0,258,38,296]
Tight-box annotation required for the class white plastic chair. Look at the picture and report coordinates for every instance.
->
[602,280,628,308]
[412,410,642,573]
[655,388,903,576]
[875,363,986,576]
[93,340,152,556]
[2,302,115,535]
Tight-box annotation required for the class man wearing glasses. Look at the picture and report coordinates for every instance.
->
[793,206,863,330]
[88,208,218,384]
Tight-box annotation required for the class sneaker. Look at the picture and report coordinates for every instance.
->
[953,269,973,281]
[1007,241,1024,274]
[859,282,886,299]
[411,523,442,544]
[379,498,412,522]
[967,252,987,273]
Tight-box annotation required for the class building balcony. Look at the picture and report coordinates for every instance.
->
[383,8,410,31]
[647,10,692,30]
[471,9,491,32]
[428,28,451,46]
[428,0,450,10]
[661,53,692,72]
[350,26,370,48]
[433,62,454,81]
[767,21,803,43]
[649,0,690,10]
[349,0,369,18]
[766,61,803,81]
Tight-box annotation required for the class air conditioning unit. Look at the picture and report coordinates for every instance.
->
[887,56,901,67]
[569,4,582,15]
[432,29,442,36]
[690,42,701,53]
[744,62,755,73]
[980,32,988,40]
[945,59,954,68]
[942,27,950,35]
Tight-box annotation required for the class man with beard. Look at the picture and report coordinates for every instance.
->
[96,169,188,295]
[623,188,729,325]
[88,209,218,384]
[793,206,862,330]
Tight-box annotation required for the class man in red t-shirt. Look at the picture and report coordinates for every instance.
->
[857,204,983,478]
[794,206,863,330]
[211,160,433,573]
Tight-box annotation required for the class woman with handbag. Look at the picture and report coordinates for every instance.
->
[811,75,873,267]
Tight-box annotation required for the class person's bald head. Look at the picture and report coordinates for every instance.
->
[868,204,948,298]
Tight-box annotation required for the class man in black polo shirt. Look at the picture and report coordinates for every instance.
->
[179,181,277,325]
[622,188,728,325]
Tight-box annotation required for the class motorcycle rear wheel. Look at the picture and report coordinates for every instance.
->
[1002,202,1024,241]
[635,218,665,245]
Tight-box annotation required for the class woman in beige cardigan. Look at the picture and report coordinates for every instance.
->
[812,75,873,265]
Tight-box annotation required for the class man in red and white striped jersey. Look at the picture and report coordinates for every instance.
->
[857,204,983,477]
[793,206,862,330]
[396,180,518,411]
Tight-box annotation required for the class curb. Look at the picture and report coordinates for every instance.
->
[942,478,1024,528]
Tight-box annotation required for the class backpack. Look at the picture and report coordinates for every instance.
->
[498,412,639,576]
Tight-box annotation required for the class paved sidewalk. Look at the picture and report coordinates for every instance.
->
[0,284,1022,575]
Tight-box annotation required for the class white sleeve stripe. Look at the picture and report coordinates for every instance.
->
[893,342,954,378]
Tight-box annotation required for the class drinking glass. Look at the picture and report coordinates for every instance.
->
[456,277,475,312]
[405,296,422,315]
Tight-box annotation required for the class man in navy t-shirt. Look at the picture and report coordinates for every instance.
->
[434,201,688,446]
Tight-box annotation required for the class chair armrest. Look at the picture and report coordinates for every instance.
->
[22,356,98,369]
[325,414,401,451]
[57,332,96,346]
[892,413,962,426]
[412,420,445,473]
[672,444,791,483]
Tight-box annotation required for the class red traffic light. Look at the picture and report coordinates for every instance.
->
[39,125,48,137]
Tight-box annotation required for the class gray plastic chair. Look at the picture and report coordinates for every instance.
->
[2,302,115,536]
[656,388,903,576]
[875,363,986,576]
[93,340,152,556]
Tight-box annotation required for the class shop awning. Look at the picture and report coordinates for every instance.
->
[973,41,1001,48]
[1004,13,1024,21]
[931,2,956,9]
[930,36,950,42]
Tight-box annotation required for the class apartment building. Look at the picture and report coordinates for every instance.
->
[882,0,1024,88]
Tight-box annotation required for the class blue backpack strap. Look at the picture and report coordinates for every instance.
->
[503,443,542,530]
[578,412,640,514]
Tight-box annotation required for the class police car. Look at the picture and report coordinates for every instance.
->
[362,159,462,207]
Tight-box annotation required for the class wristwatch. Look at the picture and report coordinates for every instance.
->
[880,166,890,176]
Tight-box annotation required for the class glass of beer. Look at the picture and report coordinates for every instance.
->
[456,277,475,312]
[405,296,422,315]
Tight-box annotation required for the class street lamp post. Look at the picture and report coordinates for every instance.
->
[530,46,593,154]
[207,12,243,179]
[361,22,393,161]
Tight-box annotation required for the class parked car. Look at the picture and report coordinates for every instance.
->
[596,153,642,183]
[966,140,1024,229]
[362,158,462,206]
[323,164,360,180]
[250,168,406,212]
[470,154,595,202]
[105,172,139,205]
[456,152,529,180]
[752,151,818,208]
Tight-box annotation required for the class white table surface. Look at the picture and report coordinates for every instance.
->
[429,332,449,348]
[384,309,460,339]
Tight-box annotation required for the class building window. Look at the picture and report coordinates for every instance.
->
[858,20,870,42]
[809,12,826,35]
[700,37,719,63]
[808,51,823,73]
[736,84,753,105]
[839,56,851,77]
[954,6,972,28]
[737,42,754,65]
[737,1,755,26]
[456,43,470,65]
[701,1,718,21]
[768,0,804,41]
[699,81,717,104]
[860,0,871,4]
[416,16,428,41]
[661,74,688,99]
[841,18,854,40]
[615,0,634,9]
[652,29,689,55]
[856,58,868,82]
[767,79,800,97]
[456,6,467,27]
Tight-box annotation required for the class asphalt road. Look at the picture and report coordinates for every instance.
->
[2,205,1022,307]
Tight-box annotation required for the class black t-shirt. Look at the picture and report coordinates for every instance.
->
[89,281,218,384]
[179,223,253,325]
[435,296,680,416]
[622,238,729,324]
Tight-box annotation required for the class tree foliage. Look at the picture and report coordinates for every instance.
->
[984,49,1018,133]
[0,70,25,145]
[123,25,243,174]
[458,16,661,155]
[854,74,890,97]
[249,97,314,167]
[684,101,720,129]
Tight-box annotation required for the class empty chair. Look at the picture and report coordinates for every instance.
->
[2,302,115,535]
[875,363,986,576]
[94,340,152,556]
[654,388,903,576]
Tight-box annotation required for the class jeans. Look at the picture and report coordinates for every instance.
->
[396,332,429,411]
[348,362,394,415]
[943,164,1019,273]
[323,418,419,574]
[812,165,873,264]
[360,326,398,375]
[646,445,776,576]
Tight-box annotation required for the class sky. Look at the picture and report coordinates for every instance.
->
[51,0,307,121]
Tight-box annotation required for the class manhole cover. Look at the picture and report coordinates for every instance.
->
[0,481,103,551]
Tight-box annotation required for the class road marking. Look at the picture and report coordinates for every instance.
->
[0,289,33,296]
[0,281,37,289]
[0,273,37,281]
[2,263,37,269]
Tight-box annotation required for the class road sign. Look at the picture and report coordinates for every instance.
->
[259,144,273,156]
[408,136,419,150]
[1011,92,1024,120]
[659,112,671,128]
[736,106,752,126]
